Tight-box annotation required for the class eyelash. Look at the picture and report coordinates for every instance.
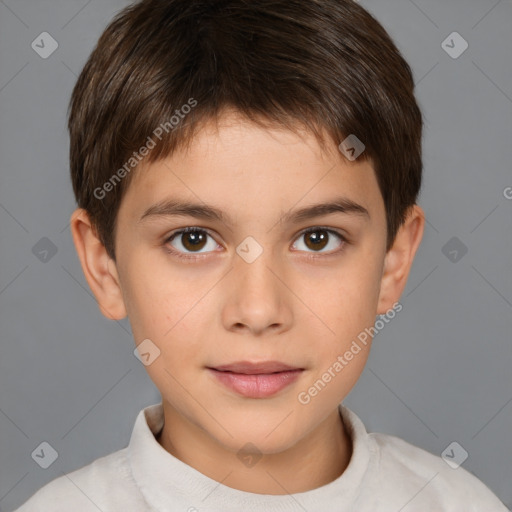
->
[163,226,348,262]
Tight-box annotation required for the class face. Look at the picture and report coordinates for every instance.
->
[77,111,421,457]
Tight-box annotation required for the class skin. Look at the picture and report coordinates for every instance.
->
[70,111,424,495]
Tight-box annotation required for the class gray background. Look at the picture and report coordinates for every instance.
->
[0,0,511,510]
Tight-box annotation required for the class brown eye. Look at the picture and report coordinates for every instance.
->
[304,230,329,251]
[181,231,207,251]
[167,228,217,254]
[293,228,345,254]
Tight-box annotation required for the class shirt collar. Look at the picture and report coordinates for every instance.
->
[128,402,372,512]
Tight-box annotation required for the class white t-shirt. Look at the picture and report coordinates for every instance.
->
[15,402,507,511]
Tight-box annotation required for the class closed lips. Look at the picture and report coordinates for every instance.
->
[209,361,303,374]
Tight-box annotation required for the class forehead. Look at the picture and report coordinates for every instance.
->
[120,113,384,226]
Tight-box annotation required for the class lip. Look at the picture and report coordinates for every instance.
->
[207,361,304,398]
[211,361,302,374]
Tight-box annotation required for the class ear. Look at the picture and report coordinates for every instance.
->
[69,208,127,320]
[377,205,425,315]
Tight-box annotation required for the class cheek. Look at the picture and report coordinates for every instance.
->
[126,272,210,364]
[118,259,178,342]
[313,257,381,318]
[306,255,382,355]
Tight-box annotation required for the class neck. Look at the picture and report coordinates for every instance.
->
[156,405,352,495]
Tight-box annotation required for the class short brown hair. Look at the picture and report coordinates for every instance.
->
[68,0,423,260]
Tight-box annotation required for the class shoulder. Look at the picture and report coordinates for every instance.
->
[14,447,147,512]
[367,431,508,510]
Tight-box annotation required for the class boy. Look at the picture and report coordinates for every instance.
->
[15,0,508,510]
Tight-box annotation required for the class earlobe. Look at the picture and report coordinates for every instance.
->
[377,205,425,315]
[69,208,127,320]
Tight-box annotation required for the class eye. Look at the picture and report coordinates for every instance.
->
[164,226,347,261]
[291,227,346,255]
[164,227,219,258]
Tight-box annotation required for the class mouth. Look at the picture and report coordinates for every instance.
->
[207,361,304,398]
[210,360,303,374]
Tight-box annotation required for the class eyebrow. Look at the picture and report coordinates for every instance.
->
[139,196,370,225]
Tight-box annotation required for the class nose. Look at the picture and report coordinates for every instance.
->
[221,249,293,336]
